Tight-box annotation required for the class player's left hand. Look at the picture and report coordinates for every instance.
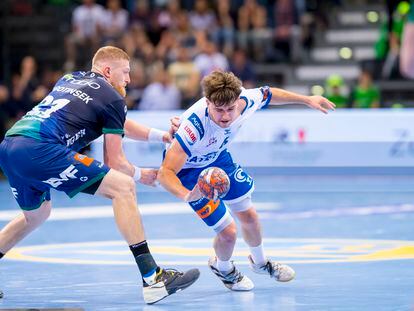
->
[162,132,173,144]
[169,116,181,137]
[306,96,336,114]
[138,168,159,187]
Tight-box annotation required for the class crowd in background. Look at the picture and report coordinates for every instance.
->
[0,0,411,141]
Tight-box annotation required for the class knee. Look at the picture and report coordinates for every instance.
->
[25,201,51,226]
[218,222,237,244]
[114,175,135,199]
[238,208,259,225]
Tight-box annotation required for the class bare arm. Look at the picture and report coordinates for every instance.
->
[124,118,172,143]
[103,133,158,185]
[269,87,336,114]
[157,140,202,202]
[103,133,135,176]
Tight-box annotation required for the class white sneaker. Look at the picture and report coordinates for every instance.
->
[248,255,295,282]
[208,256,254,291]
[143,268,200,304]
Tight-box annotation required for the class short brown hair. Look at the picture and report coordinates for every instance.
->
[92,46,130,67]
[201,70,242,106]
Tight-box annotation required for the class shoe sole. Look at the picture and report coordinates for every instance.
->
[145,269,200,305]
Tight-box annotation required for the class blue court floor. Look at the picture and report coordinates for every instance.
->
[1,173,414,310]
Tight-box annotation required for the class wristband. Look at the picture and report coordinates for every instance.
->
[133,165,141,182]
[148,128,166,143]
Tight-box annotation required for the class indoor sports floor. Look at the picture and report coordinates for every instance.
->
[1,171,414,310]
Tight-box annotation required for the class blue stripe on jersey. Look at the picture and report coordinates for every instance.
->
[240,96,249,115]
[175,134,192,157]
[188,113,204,139]
[261,86,273,109]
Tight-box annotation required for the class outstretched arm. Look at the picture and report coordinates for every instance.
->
[269,87,336,114]
[124,119,172,143]
[103,133,157,186]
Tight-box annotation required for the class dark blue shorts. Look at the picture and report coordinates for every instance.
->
[0,136,110,210]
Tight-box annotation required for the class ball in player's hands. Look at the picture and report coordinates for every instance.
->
[197,167,230,200]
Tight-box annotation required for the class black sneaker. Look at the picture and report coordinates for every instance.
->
[143,268,200,304]
[0,289,3,298]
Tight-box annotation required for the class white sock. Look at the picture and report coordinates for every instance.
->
[142,268,157,285]
[249,243,266,266]
[216,258,233,273]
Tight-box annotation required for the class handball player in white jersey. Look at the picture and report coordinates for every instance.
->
[158,70,335,291]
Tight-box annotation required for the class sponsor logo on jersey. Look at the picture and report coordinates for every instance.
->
[11,187,18,199]
[234,168,253,185]
[43,165,78,188]
[63,74,101,90]
[74,153,94,167]
[65,129,86,147]
[184,125,197,144]
[196,200,220,219]
[188,113,204,139]
[206,137,217,148]
[188,151,219,163]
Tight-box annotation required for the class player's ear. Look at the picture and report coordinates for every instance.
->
[103,66,111,78]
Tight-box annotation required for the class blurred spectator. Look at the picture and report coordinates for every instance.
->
[10,56,47,119]
[189,0,217,33]
[250,6,273,62]
[229,49,256,88]
[212,0,236,57]
[157,0,182,30]
[129,0,152,30]
[64,0,105,71]
[351,70,380,109]
[194,38,229,78]
[101,0,129,46]
[173,11,197,52]
[130,0,163,46]
[126,59,147,109]
[139,62,181,110]
[400,0,414,78]
[237,0,266,54]
[0,84,11,142]
[168,46,201,108]
[273,0,300,62]
[324,74,349,108]
[155,30,179,64]
[375,1,408,78]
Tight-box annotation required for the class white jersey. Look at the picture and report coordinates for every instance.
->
[175,87,272,169]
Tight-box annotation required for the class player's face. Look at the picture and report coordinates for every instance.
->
[207,99,240,128]
[107,59,130,97]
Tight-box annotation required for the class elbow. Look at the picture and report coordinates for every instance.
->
[157,166,166,183]
[157,166,170,185]
[105,157,126,171]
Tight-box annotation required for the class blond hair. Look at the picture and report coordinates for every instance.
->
[92,46,130,67]
[201,70,242,106]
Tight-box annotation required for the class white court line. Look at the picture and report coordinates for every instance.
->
[0,202,280,221]
[0,202,413,221]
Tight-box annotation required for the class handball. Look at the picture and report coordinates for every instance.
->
[197,167,230,200]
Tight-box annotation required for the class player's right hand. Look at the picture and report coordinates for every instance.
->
[183,184,203,202]
[138,168,159,187]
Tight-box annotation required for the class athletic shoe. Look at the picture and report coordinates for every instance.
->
[208,256,254,291]
[0,289,3,298]
[248,255,295,282]
[143,268,200,304]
